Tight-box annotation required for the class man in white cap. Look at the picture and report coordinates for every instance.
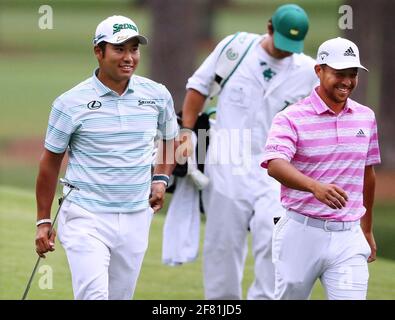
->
[180,4,318,300]
[261,37,381,299]
[35,15,179,299]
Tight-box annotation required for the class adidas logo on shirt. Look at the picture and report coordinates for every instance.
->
[344,47,356,57]
[356,129,366,137]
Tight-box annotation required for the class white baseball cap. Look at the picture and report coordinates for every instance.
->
[316,37,368,71]
[93,15,148,46]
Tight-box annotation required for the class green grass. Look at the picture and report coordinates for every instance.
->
[0,186,73,299]
[0,53,95,139]
[1,185,394,300]
[371,203,395,261]
[0,4,150,54]
[0,165,39,191]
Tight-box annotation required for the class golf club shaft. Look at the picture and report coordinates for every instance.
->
[22,256,41,300]
[22,182,76,300]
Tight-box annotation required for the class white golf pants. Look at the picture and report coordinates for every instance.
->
[272,210,371,300]
[202,183,285,300]
[57,200,153,300]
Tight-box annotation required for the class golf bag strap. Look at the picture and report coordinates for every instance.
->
[207,32,260,99]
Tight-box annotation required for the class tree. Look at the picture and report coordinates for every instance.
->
[377,1,395,169]
[146,0,200,113]
[344,0,395,169]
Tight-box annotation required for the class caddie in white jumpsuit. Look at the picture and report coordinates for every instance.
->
[35,16,178,300]
[180,4,318,299]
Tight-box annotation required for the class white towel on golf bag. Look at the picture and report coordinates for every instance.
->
[162,132,203,266]
[162,175,200,266]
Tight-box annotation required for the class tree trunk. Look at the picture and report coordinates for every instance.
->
[343,0,377,105]
[378,0,395,169]
[147,0,200,113]
[344,0,395,169]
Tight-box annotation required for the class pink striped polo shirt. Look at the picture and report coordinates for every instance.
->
[261,87,381,221]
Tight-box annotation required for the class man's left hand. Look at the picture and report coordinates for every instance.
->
[363,231,377,263]
[149,183,166,213]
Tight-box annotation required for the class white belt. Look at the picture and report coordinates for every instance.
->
[286,210,360,232]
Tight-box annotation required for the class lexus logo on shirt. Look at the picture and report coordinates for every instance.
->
[87,100,102,110]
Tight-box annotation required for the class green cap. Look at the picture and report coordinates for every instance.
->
[272,4,309,54]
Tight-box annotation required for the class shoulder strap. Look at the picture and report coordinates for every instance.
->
[208,32,260,99]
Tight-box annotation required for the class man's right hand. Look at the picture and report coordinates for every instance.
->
[312,182,348,209]
[35,224,56,258]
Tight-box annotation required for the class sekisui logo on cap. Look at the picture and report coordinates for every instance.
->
[113,23,138,35]
[316,37,368,71]
[271,4,309,54]
[93,15,148,46]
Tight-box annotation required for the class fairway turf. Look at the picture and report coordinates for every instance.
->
[1,186,394,300]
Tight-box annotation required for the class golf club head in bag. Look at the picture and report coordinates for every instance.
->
[188,168,210,190]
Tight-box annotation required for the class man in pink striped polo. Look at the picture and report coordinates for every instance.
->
[261,37,381,300]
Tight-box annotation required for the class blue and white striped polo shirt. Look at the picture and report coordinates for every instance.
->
[45,70,179,213]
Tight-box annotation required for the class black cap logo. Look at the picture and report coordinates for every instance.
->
[87,100,102,110]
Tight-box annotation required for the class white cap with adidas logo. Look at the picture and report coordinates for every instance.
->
[316,37,368,71]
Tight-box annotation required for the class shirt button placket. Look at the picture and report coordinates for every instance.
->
[117,99,125,130]
[337,112,346,144]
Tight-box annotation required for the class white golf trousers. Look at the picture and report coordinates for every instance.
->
[202,183,285,300]
[272,211,371,300]
[57,200,153,300]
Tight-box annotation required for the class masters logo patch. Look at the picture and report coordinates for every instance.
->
[226,48,239,61]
